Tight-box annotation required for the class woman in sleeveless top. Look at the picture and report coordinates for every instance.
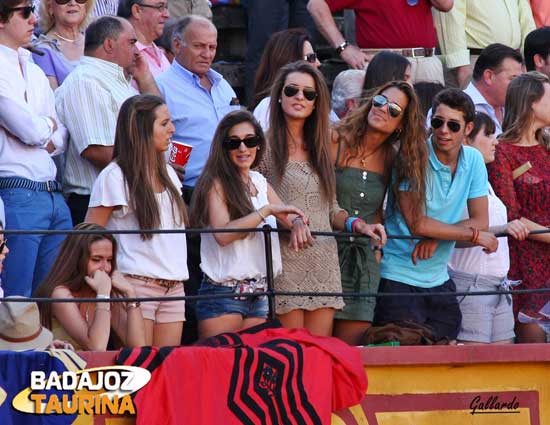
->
[190,110,307,338]
[331,81,425,345]
[35,223,145,351]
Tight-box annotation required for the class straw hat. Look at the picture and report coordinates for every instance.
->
[0,297,53,351]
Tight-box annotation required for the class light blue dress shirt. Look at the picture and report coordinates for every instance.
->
[381,137,488,288]
[156,61,239,186]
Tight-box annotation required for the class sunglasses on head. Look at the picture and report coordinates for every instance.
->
[431,117,462,133]
[303,52,317,64]
[225,135,260,150]
[0,239,7,253]
[372,94,403,118]
[6,4,35,19]
[54,0,87,4]
[283,85,317,102]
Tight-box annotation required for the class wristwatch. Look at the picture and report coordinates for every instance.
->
[335,40,350,55]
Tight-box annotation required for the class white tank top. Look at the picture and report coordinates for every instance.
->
[200,171,283,282]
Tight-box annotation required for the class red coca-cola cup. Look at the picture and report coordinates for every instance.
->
[169,141,193,167]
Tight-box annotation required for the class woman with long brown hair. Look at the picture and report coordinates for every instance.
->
[251,28,320,129]
[258,61,386,336]
[190,110,307,338]
[34,222,145,351]
[86,94,188,346]
[488,71,550,343]
[331,80,423,345]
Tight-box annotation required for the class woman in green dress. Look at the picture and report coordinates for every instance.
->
[331,81,426,345]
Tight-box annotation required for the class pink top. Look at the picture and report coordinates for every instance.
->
[132,41,171,89]
[530,0,550,27]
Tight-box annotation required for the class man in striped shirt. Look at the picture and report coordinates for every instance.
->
[56,16,160,224]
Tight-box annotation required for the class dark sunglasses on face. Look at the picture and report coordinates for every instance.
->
[225,135,260,150]
[6,5,35,19]
[431,117,462,133]
[303,52,317,64]
[372,94,403,118]
[54,0,87,4]
[283,85,317,102]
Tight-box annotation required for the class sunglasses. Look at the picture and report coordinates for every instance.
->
[225,135,260,150]
[283,85,317,102]
[431,117,462,133]
[136,2,168,12]
[0,239,7,253]
[303,52,317,64]
[6,5,35,19]
[372,94,403,118]
[54,0,87,4]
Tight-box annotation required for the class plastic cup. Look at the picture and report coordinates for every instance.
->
[169,141,193,167]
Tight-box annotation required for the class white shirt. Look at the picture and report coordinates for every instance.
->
[200,171,282,282]
[56,56,138,195]
[89,162,189,281]
[448,183,510,278]
[463,82,503,136]
[0,46,67,181]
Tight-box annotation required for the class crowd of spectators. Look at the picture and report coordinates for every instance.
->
[0,0,550,350]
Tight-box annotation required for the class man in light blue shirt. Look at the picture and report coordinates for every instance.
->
[156,15,239,197]
[375,88,498,341]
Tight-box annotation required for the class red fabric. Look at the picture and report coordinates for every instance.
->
[118,325,367,425]
[326,0,437,48]
[488,143,550,317]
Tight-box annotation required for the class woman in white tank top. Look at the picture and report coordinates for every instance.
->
[190,111,311,338]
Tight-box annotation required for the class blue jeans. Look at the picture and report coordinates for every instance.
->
[196,280,269,320]
[0,188,72,296]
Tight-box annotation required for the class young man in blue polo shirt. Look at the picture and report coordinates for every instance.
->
[374,88,499,342]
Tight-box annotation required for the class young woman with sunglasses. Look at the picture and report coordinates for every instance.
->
[86,94,188,347]
[488,72,550,343]
[34,0,94,89]
[258,61,386,337]
[190,110,307,338]
[251,28,321,129]
[330,80,421,345]
[34,222,145,351]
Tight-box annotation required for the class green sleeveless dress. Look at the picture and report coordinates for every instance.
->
[334,142,387,322]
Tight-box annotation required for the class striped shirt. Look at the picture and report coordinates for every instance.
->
[56,56,138,196]
[91,0,119,17]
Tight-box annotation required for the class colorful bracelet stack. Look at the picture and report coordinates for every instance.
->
[345,216,366,233]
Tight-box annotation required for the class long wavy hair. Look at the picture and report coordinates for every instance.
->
[251,28,312,110]
[113,94,187,240]
[267,61,335,201]
[190,110,266,228]
[34,223,118,329]
[336,81,427,222]
[500,71,550,146]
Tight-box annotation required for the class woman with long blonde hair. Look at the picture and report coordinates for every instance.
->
[488,71,550,343]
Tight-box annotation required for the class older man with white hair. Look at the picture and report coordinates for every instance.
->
[331,69,366,119]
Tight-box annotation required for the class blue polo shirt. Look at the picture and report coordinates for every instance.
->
[381,137,488,288]
[156,62,239,186]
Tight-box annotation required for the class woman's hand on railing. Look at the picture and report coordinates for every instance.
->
[289,217,315,252]
[505,219,529,241]
[354,222,387,246]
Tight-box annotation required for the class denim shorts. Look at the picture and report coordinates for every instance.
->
[196,280,269,321]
